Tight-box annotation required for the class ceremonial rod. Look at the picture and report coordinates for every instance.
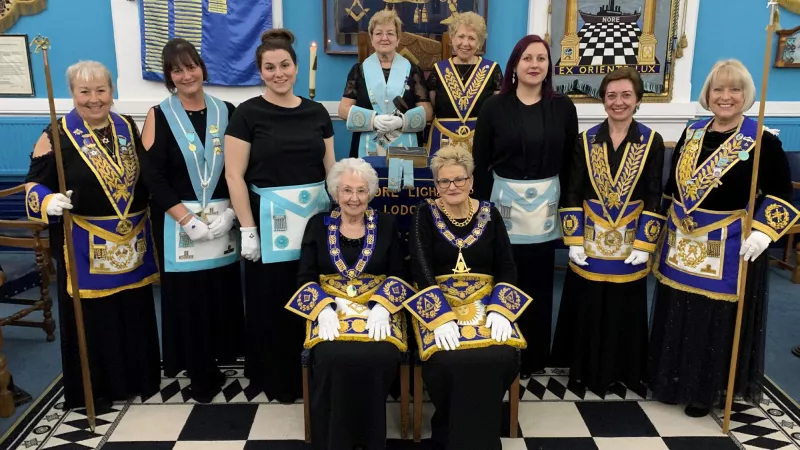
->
[31,35,97,432]
[721,0,777,434]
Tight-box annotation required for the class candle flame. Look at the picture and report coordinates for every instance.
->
[311,42,317,48]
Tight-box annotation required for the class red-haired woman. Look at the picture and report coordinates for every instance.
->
[472,34,578,378]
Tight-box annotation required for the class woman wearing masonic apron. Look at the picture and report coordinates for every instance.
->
[225,29,336,403]
[142,39,244,403]
[25,61,161,408]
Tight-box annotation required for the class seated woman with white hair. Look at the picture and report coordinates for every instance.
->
[650,59,799,417]
[24,60,161,409]
[285,157,414,450]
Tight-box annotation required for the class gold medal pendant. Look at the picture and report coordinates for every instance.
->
[452,249,471,274]
[116,219,133,235]
[346,284,358,298]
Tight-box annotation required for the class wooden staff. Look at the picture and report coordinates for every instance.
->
[31,35,96,432]
[722,0,778,434]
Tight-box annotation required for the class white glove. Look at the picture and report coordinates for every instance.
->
[182,216,215,242]
[485,311,512,343]
[333,296,350,312]
[568,245,589,266]
[317,305,340,341]
[45,190,73,216]
[208,208,236,238]
[740,230,771,262]
[624,249,650,266]
[366,303,391,341]
[240,226,261,262]
[433,321,461,351]
[374,114,403,133]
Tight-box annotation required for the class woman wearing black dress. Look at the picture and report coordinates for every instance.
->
[406,145,531,450]
[551,68,665,396]
[426,11,502,154]
[142,39,244,402]
[286,158,413,449]
[224,29,335,403]
[337,9,431,158]
[472,34,578,377]
[25,61,160,409]
[650,60,799,417]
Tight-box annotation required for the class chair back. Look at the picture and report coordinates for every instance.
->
[357,31,452,71]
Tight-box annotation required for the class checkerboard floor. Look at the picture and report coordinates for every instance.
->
[8,368,800,450]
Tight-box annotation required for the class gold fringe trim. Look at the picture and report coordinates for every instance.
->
[412,320,527,361]
[652,269,739,302]
[303,319,408,352]
[569,261,650,283]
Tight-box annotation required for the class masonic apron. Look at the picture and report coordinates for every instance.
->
[491,173,561,245]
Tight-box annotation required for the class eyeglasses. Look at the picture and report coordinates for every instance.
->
[373,31,397,38]
[435,177,470,189]
[338,187,369,198]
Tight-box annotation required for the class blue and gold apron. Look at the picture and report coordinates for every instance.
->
[59,110,159,298]
[653,117,799,301]
[491,174,561,244]
[559,122,665,283]
[427,57,496,154]
[250,181,330,263]
[403,199,533,360]
[285,208,414,350]
[346,53,427,157]
[160,94,239,272]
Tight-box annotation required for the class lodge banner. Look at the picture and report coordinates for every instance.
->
[551,0,680,101]
[140,0,273,86]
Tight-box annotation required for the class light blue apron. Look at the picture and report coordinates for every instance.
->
[250,181,330,263]
[491,173,561,244]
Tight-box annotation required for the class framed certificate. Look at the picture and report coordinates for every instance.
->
[0,34,35,96]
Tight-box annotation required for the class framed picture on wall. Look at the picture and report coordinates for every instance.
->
[323,0,488,55]
[0,34,35,97]
[775,25,800,68]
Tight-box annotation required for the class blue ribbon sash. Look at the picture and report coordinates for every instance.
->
[490,174,561,244]
[66,210,159,298]
[583,123,654,226]
[62,110,138,234]
[163,199,240,272]
[160,94,229,206]
[434,57,496,122]
[250,181,330,263]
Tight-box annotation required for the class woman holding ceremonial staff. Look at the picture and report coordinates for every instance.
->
[650,60,799,417]
[225,29,336,403]
[472,35,578,377]
[551,68,665,396]
[406,145,531,450]
[142,39,244,403]
[25,61,161,408]
[286,158,413,450]
[338,10,432,160]
[427,11,502,154]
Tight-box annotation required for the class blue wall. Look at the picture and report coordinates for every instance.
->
[285,0,529,102]
[2,0,117,99]
[692,1,800,102]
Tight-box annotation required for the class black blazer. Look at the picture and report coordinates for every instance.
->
[472,91,579,201]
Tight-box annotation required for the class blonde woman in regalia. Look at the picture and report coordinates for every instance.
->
[551,68,666,397]
[285,158,413,450]
[24,61,161,409]
[426,11,502,154]
[650,60,799,417]
[406,145,531,450]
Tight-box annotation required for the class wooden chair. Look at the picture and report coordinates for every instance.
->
[769,181,800,284]
[357,31,451,69]
[301,348,411,443]
[0,184,55,342]
[412,350,521,442]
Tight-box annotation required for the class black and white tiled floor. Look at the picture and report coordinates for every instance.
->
[6,368,800,450]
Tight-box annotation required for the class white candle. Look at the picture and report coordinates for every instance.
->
[309,42,317,91]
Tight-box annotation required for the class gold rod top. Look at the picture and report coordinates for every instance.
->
[30,34,50,53]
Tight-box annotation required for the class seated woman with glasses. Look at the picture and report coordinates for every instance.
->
[285,158,414,450]
[405,145,532,450]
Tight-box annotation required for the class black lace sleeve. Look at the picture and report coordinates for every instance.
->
[491,206,517,284]
[297,214,324,287]
[342,63,360,100]
[757,131,793,202]
[409,64,430,104]
[409,202,438,288]
[664,130,686,201]
[643,132,666,213]
[142,106,181,211]
[488,63,504,93]
[562,133,587,209]
[384,214,406,279]
[25,126,58,191]
[426,68,440,93]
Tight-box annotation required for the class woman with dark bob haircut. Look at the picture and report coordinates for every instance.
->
[141,38,244,402]
[472,34,578,378]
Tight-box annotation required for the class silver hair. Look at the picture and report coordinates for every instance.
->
[429,145,475,178]
[66,60,114,94]
[326,158,380,203]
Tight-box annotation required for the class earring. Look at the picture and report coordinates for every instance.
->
[512,72,517,83]
[470,188,474,194]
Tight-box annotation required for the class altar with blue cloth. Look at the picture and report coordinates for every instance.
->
[364,156,438,234]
